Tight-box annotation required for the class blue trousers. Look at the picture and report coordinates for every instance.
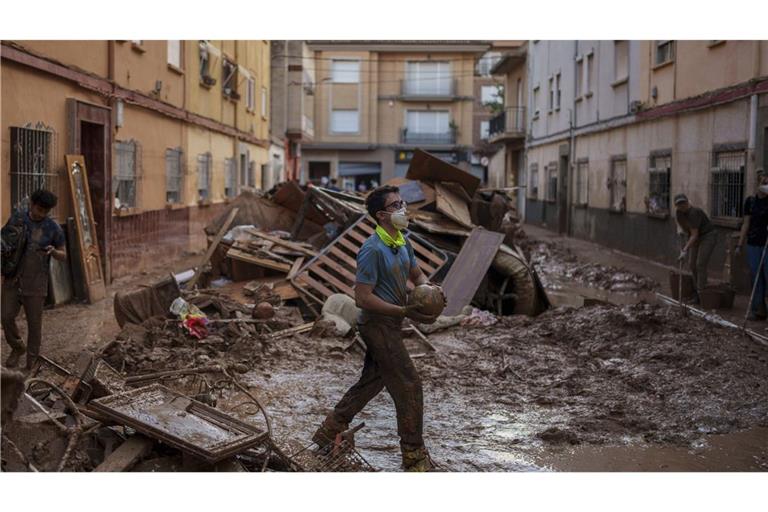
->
[747,243,768,314]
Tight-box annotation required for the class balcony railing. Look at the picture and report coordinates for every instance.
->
[489,106,526,139]
[400,128,456,145]
[400,79,457,99]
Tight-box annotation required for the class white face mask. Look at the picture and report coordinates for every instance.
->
[386,208,409,230]
[759,185,768,194]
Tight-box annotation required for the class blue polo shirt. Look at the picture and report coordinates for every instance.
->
[356,233,416,307]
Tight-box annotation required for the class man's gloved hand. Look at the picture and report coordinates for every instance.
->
[678,249,688,262]
[402,304,439,325]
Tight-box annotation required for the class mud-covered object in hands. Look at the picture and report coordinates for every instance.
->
[1,212,28,278]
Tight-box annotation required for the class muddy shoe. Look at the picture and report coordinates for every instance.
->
[5,346,26,368]
[311,417,349,448]
[402,446,438,472]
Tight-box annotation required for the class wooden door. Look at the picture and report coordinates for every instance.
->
[65,154,106,303]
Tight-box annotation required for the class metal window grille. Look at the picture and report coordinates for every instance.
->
[224,158,238,198]
[529,164,539,198]
[9,124,60,218]
[710,150,746,219]
[197,153,212,201]
[165,148,183,204]
[575,160,589,205]
[546,163,558,202]
[114,140,138,208]
[648,154,671,215]
[609,158,627,212]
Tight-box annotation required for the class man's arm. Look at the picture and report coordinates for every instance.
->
[409,264,429,286]
[737,215,750,250]
[683,228,700,252]
[355,283,405,317]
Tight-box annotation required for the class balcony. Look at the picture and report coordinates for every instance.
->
[488,106,526,143]
[400,128,456,146]
[399,79,457,101]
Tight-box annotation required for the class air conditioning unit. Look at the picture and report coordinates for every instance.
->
[629,100,644,114]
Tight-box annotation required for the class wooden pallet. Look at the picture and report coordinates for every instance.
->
[291,216,448,305]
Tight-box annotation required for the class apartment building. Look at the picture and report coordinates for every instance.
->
[1,40,271,280]
[521,40,768,289]
[300,40,489,191]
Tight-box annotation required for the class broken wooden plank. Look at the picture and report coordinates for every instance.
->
[441,228,505,316]
[227,247,292,273]
[266,322,314,340]
[287,257,305,281]
[189,207,239,289]
[245,228,318,257]
[436,182,473,228]
[405,149,481,196]
[94,435,154,472]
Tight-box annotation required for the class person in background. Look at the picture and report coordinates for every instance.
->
[736,169,768,320]
[328,178,342,192]
[1,189,66,369]
[674,193,717,304]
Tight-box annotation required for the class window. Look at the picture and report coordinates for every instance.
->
[331,60,360,83]
[608,157,627,212]
[131,40,143,45]
[197,153,212,201]
[546,163,558,202]
[9,124,59,218]
[576,57,584,97]
[481,85,502,105]
[586,53,594,95]
[115,140,138,209]
[476,52,501,76]
[648,153,671,215]
[330,109,359,134]
[548,77,554,112]
[575,159,589,206]
[710,148,746,219]
[165,148,183,204]
[614,41,629,81]
[167,40,182,69]
[655,41,675,66]
[405,110,451,144]
[222,58,239,99]
[405,61,452,96]
[533,86,540,118]
[261,87,267,118]
[555,73,562,109]
[224,158,238,198]
[529,163,539,198]
[199,41,215,86]
[246,77,256,111]
[480,121,490,140]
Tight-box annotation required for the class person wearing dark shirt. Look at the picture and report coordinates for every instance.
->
[674,193,717,303]
[1,189,67,369]
[737,169,768,320]
[327,178,342,192]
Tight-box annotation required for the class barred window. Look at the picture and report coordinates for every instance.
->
[224,158,238,198]
[165,148,183,204]
[529,163,539,198]
[10,124,59,218]
[197,152,212,201]
[575,159,589,206]
[546,162,558,202]
[609,157,627,212]
[648,153,671,215]
[710,149,746,219]
[114,140,138,209]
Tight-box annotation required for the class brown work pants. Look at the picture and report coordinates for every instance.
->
[689,230,718,294]
[328,314,424,449]
[1,279,45,369]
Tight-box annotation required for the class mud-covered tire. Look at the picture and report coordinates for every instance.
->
[492,244,542,316]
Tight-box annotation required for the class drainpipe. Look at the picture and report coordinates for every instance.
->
[749,93,758,185]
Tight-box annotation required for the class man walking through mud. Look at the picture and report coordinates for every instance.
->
[674,193,716,304]
[736,169,768,320]
[1,189,66,370]
[312,185,441,471]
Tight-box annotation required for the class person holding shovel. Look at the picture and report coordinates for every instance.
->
[736,169,768,320]
[674,193,717,304]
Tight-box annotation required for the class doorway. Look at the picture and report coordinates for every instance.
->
[67,99,112,282]
[558,154,569,234]
[308,161,330,185]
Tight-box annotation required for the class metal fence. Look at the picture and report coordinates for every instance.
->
[9,124,60,218]
[710,150,746,219]
[488,106,526,137]
[648,154,671,215]
[400,128,456,145]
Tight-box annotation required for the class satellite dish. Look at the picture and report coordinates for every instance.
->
[480,156,490,167]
